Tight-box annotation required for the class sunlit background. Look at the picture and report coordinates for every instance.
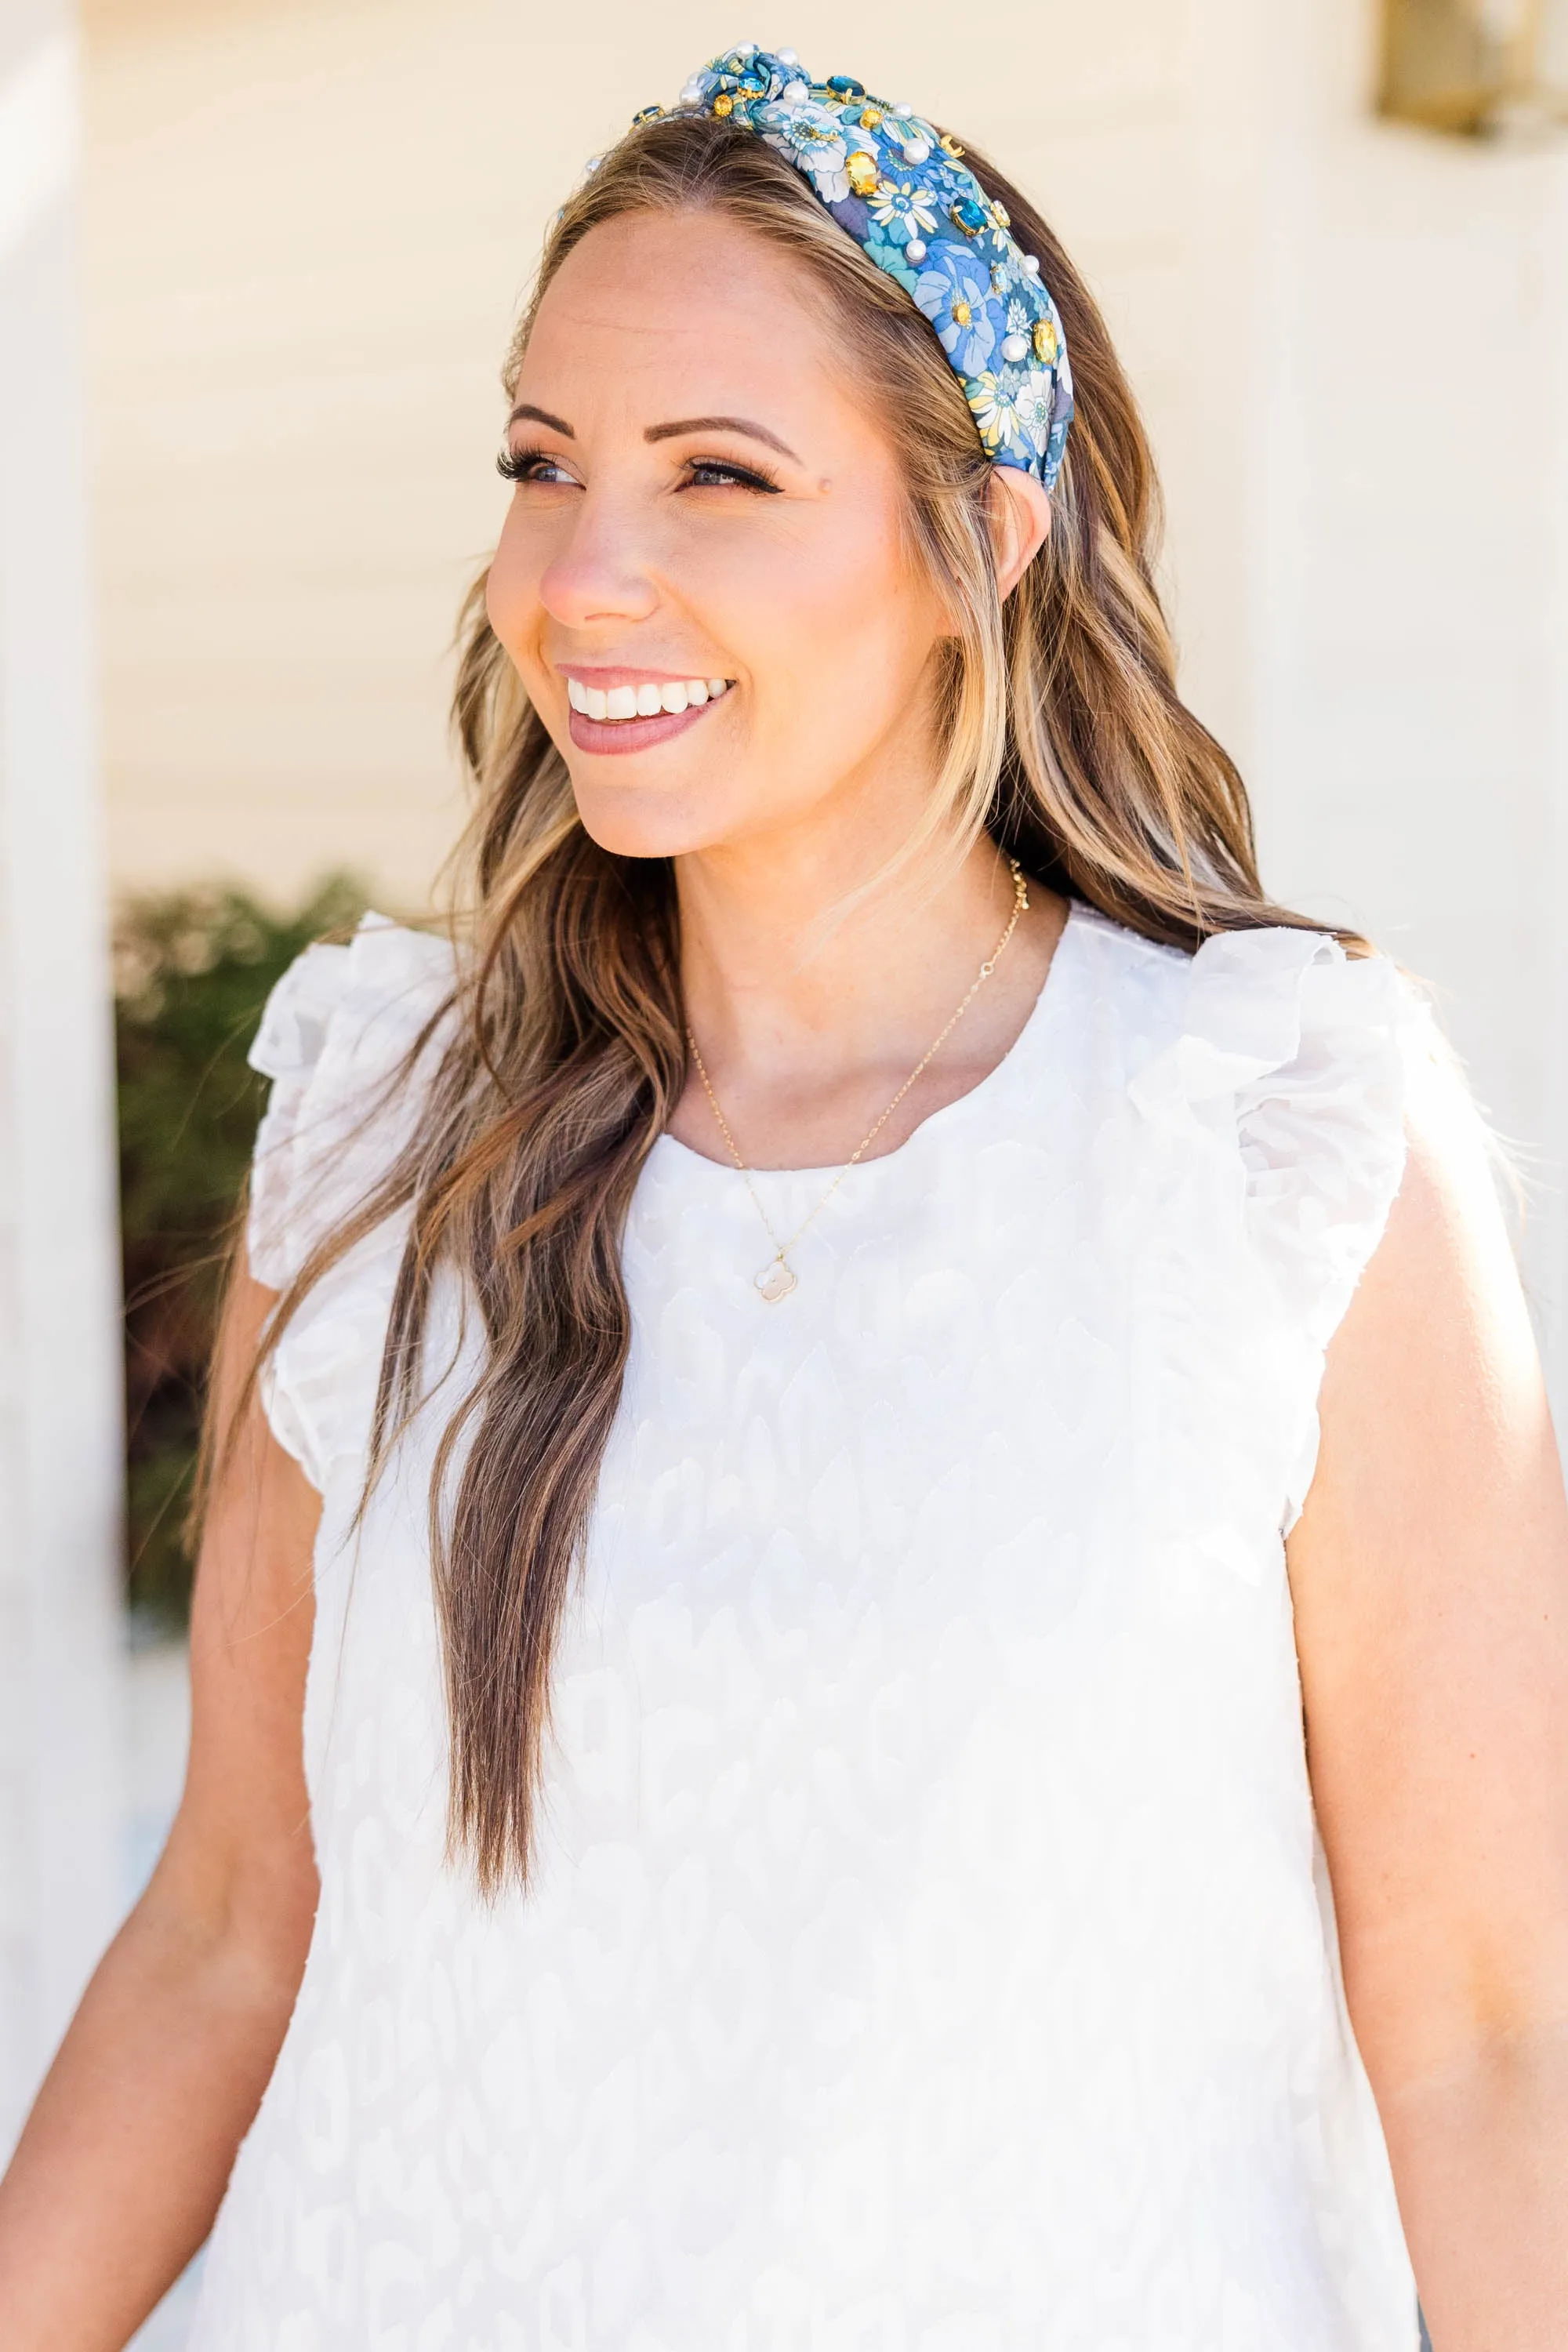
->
[2,2,1566,2340]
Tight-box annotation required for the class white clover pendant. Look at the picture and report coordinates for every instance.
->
[754,1258,798,1303]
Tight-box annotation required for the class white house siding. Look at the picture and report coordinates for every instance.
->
[0,0,125,2158]
[1232,6,1568,1403]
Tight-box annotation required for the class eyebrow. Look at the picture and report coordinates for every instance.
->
[645,414,800,461]
[508,403,575,436]
[506,404,801,464]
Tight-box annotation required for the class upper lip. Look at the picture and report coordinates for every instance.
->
[557,663,730,690]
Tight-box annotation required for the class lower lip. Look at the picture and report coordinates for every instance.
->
[567,695,726,757]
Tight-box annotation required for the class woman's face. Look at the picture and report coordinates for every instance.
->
[486,208,958,862]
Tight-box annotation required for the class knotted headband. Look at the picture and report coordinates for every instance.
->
[612,42,1075,493]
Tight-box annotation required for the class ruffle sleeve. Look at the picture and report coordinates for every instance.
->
[245,913,458,1488]
[1128,924,1465,1554]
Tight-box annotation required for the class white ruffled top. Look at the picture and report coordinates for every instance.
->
[191,900,1443,2351]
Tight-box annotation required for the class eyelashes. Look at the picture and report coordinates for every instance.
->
[496,445,566,485]
[684,456,782,495]
[496,445,782,495]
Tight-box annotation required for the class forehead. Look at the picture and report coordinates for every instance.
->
[518,209,851,429]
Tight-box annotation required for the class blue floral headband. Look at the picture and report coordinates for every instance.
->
[613,43,1074,493]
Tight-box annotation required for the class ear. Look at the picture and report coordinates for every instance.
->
[986,466,1052,600]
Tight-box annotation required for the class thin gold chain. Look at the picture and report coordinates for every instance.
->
[687,858,1029,1294]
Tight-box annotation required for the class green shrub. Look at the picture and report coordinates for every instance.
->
[116,877,366,1624]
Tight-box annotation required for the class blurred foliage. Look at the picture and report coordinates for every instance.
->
[116,877,366,1624]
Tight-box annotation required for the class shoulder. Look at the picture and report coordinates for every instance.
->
[1065,905,1417,1131]
[1073,907,1494,1538]
[1327,1021,1522,1388]
[246,914,460,1291]
[1067,900,1422,1126]
[1065,903,1410,1101]
[1077,904,1468,1336]
[248,912,458,1091]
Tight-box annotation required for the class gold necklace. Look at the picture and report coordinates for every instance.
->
[687,858,1029,1303]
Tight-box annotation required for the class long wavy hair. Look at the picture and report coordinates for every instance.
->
[228,110,1342,1892]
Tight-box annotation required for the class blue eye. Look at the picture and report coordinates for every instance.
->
[684,458,782,494]
[497,445,575,485]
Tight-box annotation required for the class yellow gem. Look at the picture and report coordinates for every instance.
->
[940,132,965,156]
[860,105,883,128]
[952,299,971,325]
[713,92,734,115]
[1033,317,1058,364]
[845,149,880,196]
[992,200,1010,227]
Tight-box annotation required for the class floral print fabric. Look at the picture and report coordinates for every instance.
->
[644,43,1075,491]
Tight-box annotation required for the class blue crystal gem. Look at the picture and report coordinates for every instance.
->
[949,197,989,236]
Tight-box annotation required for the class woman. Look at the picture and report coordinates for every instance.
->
[3,43,1566,2350]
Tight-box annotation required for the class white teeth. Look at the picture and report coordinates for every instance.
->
[571,676,730,722]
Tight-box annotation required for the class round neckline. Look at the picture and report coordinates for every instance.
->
[653,895,1084,1185]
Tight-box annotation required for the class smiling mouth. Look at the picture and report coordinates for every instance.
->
[567,675,731,721]
[563,673,735,757]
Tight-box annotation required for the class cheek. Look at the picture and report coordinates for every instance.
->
[703,506,938,713]
[485,511,542,662]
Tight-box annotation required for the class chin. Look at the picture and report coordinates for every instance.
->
[569,775,730,862]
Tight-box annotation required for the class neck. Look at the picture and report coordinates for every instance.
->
[670,792,1065,1172]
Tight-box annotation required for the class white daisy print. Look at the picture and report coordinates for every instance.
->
[869,179,938,240]
[757,99,852,201]
[1012,368,1058,454]
[967,372,1022,453]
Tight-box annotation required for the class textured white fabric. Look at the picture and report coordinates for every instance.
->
[190,901,1442,2350]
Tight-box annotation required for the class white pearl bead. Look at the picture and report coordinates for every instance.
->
[1022,254,1040,274]
[782,78,808,102]
[895,101,913,114]
[1001,333,1029,363]
[905,238,927,263]
[902,136,930,163]
[778,45,799,64]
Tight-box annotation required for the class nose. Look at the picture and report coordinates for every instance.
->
[538,486,661,633]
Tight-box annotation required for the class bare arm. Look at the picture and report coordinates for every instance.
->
[0,1269,321,2350]
[1291,1074,1568,2350]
